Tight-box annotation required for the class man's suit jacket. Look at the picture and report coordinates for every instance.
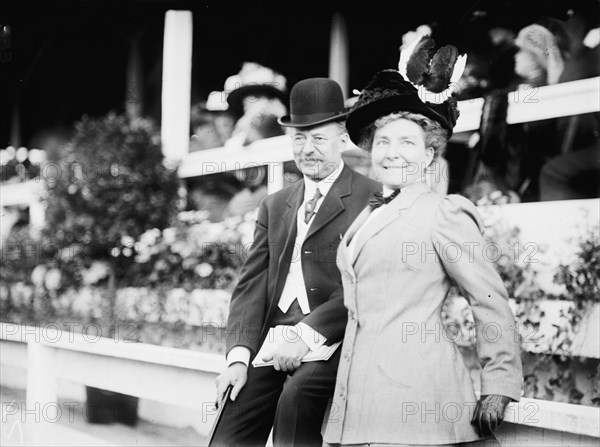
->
[225,164,380,357]
[324,182,523,445]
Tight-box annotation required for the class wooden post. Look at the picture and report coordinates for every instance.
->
[161,11,193,162]
[26,342,58,444]
[9,103,21,147]
[328,12,349,98]
[126,35,143,119]
[267,162,284,195]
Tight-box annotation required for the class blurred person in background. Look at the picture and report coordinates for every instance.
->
[224,62,289,217]
[508,17,573,202]
[460,23,523,205]
[189,95,235,152]
[539,6,600,200]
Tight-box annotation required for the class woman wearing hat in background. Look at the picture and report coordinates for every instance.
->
[323,36,522,446]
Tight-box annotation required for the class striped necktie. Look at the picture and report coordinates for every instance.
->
[304,188,323,224]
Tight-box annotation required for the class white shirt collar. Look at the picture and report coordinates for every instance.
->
[303,161,344,200]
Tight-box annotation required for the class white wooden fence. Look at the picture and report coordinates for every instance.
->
[1,322,599,446]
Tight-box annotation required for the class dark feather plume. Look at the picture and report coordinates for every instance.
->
[406,36,435,85]
[424,45,459,93]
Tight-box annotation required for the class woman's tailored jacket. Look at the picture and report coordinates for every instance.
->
[323,182,522,445]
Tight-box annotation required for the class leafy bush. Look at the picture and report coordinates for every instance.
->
[554,225,600,305]
[128,209,255,290]
[40,113,181,289]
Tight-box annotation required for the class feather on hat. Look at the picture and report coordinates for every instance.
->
[398,34,467,102]
[347,35,466,147]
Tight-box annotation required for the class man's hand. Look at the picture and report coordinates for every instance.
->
[262,337,310,372]
[215,362,247,407]
[471,394,512,437]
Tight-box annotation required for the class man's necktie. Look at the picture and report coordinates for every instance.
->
[304,188,323,224]
[369,189,401,209]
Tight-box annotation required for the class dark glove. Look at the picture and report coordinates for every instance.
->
[471,394,512,437]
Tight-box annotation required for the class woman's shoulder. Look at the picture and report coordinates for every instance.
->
[424,193,483,232]
[414,190,476,211]
[439,193,479,212]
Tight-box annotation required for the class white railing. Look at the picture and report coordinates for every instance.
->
[177,76,600,179]
[0,322,225,445]
[1,322,599,446]
[1,76,599,206]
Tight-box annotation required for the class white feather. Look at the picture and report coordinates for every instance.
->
[450,54,467,85]
[398,34,426,80]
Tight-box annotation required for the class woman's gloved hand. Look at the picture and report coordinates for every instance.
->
[471,394,512,437]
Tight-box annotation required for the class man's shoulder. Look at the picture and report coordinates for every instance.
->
[262,182,301,206]
[347,168,380,192]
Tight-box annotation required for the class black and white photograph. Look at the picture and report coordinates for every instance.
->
[1,0,599,446]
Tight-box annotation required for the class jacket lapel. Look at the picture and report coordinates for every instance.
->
[349,204,399,266]
[338,205,370,274]
[281,182,304,234]
[304,164,352,241]
[269,183,304,309]
[279,182,303,263]
[343,205,371,249]
[350,181,431,265]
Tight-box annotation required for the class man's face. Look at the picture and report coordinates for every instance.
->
[290,123,346,181]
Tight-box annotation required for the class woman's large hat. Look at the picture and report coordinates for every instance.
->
[278,78,349,128]
[346,35,467,144]
[514,23,565,85]
[225,62,288,117]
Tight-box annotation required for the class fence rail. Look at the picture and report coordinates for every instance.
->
[1,77,599,206]
[1,322,599,445]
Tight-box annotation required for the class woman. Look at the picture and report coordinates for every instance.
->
[323,39,522,446]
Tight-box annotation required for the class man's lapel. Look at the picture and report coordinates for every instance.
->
[279,181,304,264]
[282,182,304,233]
[268,182,303,313]
[304,165,352,241]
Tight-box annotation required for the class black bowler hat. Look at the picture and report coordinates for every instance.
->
[278,78,349,128]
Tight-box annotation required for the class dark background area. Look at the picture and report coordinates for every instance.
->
[1,0,597,147]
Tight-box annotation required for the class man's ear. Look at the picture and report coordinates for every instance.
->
[339,131,350,147]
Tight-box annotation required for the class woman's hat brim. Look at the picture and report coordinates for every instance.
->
[346,95,454,148]
[227,84,287,115]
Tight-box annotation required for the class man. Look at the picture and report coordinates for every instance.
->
[211,78,380,447]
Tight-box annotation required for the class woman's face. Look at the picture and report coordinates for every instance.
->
[371,118,433,190]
